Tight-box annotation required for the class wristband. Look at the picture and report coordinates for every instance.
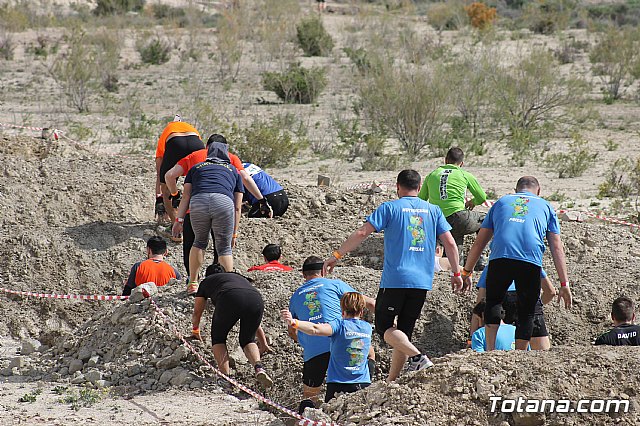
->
[156,193,163,198]
[176,217,184,223]
[560,281,569,288]
[192,327,200,332]
[461,268,472,278]
[171,191,179,197]
[453,272,461,277]
[291,319,299,329]
[332,250,343,260]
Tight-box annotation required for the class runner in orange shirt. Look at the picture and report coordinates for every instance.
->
[122,236,181,296]
[155,115,204,231]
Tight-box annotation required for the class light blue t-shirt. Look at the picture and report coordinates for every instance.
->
[366,197,451,290]
[471,324,522,352]
[289,278,357,361]
[482,192,560,267]
[327,318,372,384]
[242,163,283,205]
[476,266,547,292]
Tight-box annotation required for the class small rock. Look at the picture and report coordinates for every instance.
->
[189,381,203,389]
[476,379,495,402]
[77,347,92,362]
[129,282,158,302]
[133,319,148,335]
[95,380,110,388]
[70,373,86,384]
[512,411,545,426]
[9,356,26,369]
[159,370,173,384]
[0,367,12,376]
[88,355,100,367]
[85,369,102,384]
[156,354,181,370]
[21,339,42,355]
[69,359,84,374]
[559,211,583,222]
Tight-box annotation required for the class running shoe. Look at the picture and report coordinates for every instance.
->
[255,368,273,389]
[186,281,199,296]
[406,354,434,372]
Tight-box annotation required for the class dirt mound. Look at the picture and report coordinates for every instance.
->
[1,135,640,424]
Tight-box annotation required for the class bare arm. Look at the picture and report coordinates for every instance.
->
[239,169,264,201]
[172,184,191,237]
[540,276,556,305]
[364,295,376,312]
[462,228,493,291]
[547,232,572,309]
[233,192,242,245]
[324,222,376,274]
[439,231,460,274]
[281,309,333,336]
[192,297,206,329]
[164,164,185,195]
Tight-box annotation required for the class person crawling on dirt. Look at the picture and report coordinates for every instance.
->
[287,256,375,414]
[470,266,555,350]
[418,147,487,269]
[247,244,293,272]
[595,296,640,346]
[462,176,572,352]
[191,263,273,388]
[325,169,462,381]
[165,134,273,275]
[281,292,373,403]
[172,142,244,295]
[241,162,289,218]
[122,236,181,296]
[155,115,204,236]
[470,301,520,352]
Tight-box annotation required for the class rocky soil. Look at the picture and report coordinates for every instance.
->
[1,134,640,425]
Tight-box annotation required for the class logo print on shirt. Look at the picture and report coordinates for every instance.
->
[439,169,453,200]
[407,215,426,247]
[511,197,530,218]
[346,338,366,367]
[304,292,321,316]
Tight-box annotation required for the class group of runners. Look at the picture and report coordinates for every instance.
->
[123,118,638,411]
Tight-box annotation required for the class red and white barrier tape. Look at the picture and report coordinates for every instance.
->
[0,287,129,301]
[148,297,338,426]
[0,122,49,133]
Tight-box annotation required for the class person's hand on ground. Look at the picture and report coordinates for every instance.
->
[465,199,476,210]
[155,196,166,220]
[257,341,272,356]
[172,221,183,237]
[558,286,572,309]
[259,198,273,218]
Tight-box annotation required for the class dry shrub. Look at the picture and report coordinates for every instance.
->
[465,2,497,30]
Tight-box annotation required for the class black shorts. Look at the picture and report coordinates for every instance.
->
[325,382,370,403]
[374,288,427,340]
[302,352,330,388]
[502,292,547,337]
[211,288,264,347]
[159,135,203,183]
[248,189,289,218]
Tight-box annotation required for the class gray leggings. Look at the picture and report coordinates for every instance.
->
[189,192,235,256]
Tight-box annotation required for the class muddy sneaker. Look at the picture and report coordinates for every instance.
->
[406,354,434,372]
[255,368,273,389]
[216,378,235,392]
[186,281,199,296]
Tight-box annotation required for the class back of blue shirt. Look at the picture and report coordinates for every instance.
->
[471,324,519,352]
[289,278,357,361]
[367,197,451,290]
[185,161,244,199]
[327,318,372,384]
[482,192,560,267]
[242,163,283,205]
[477,266,547,292]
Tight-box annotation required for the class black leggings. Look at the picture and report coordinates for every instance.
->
[484,258,541,341]
[248,189,289,218]
[325,382,370,402]
[183,213,217,275]
[211,288,264,347]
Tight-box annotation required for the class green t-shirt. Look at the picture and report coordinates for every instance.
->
[418,164,486,217]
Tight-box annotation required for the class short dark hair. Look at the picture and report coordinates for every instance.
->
[206,134,227,146]
[205,263,226,277]
[302,255,324,277]
[445,147,464,164]
[262,244,281,262]
[472,301,486,317]
[612,297,634,322]
[516,176,540,193]
[396,169,421,191]
[147,236,167,255]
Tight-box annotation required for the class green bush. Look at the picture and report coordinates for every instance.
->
[296,16,334,56]
[597,158,639,199]
[522,0,577,34]
[343,47,373,75]
[427,1,467,32]
[334,118,398,171]
[545,133,596,178]
[94,0,144,16]
[0,30,13,60]
[590,27,640,101]
[262,63,327,104]
[228,117,305,168]
[137,35,172,65]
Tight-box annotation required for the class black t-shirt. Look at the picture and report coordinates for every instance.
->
[595,323,640,346]
[195,272,259,305]
[185,161,244,200]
